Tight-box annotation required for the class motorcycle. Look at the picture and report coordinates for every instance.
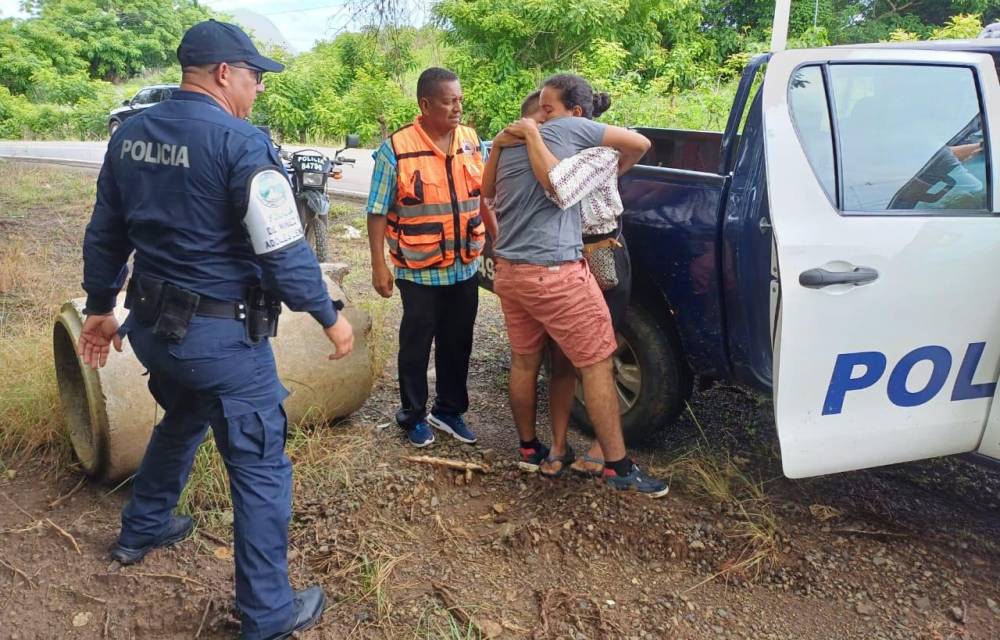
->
[258,127,359,262]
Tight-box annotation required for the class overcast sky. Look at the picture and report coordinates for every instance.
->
[0,0,429,52]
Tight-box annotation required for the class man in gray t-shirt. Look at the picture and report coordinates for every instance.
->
[493,116,606,265]
[484,108,667,497]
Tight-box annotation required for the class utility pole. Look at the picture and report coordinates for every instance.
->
[771,0,791,51]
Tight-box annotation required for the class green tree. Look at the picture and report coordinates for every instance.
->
[255,28,419,143]
[24,0,211,81]
[434,0,708,133]
[930,12,984,37]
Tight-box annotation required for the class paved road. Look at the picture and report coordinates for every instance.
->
[0,140,375,200]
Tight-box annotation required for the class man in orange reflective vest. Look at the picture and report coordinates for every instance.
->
[366,67,494,447]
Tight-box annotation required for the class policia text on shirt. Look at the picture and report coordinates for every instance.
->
[76,19,350,640]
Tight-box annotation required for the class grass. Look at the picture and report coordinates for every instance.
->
[413,606,481,640]
[179,421,377,536]
[309,534,412,634]
[654,403,784,584]
[326,198,399,381]
[0,162,96,218]
[0,327,68,459]
[343,542,409,623]
[0,162,94,461]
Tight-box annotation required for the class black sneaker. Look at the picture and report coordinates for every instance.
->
[603,464,670,498]
[111,515,194,565]
[517,441,550,472]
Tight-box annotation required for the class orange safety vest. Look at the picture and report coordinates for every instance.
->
[386,119,486,269]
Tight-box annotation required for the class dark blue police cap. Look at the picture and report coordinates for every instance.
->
[177,19,284,73]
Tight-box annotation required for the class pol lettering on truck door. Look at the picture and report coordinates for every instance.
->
[763,47,1000,477]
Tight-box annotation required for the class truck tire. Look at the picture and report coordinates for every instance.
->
[570,302,692,446]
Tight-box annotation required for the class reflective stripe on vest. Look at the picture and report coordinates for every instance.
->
[386,119,485,270]
[397,198,479,218]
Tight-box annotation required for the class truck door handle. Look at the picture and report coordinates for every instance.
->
[799,266,879,288]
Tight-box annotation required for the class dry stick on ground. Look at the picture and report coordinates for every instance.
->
[402,456,489,472]
[194,598,212,638]
[48,476,87,510]
[433,514,456,544]
[535,588,621,640]
[4,521,44,534]
[432,582,479,632]
[833,528,909,538]
[131,572,208,589]
[0,490,38,521]
[2,491,82,554]
[70,507,99,529]
[0,555,36,589]
[197,529,228,546]
[55,584,107,605]
[103,607,111,638]
[45,518,81,554]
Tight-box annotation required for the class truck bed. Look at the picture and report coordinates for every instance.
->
[619,128,731,379]
[632,127,725,174]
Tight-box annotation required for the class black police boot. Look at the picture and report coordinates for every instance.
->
[110,515,194,565]
[258,586,326,640]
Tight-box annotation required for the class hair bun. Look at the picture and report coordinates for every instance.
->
[592,92,612,118]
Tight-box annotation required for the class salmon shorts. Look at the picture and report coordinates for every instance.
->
[493,258,617,368]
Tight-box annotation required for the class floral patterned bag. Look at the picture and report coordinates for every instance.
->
[583,237,622,291]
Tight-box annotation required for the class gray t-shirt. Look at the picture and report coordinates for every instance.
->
[494,116,607,264]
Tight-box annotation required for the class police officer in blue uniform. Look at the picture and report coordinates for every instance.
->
[76,20,354,640]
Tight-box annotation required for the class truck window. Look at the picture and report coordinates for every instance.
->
[789,64,989,214]
[789,66,835,202]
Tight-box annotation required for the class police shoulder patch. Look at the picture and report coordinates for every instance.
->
[243,168,303,255]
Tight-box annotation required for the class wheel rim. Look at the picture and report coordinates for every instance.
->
[109,122,118,135]
[573,332,641,414]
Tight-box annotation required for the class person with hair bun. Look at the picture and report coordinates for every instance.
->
[482,73,669,497]
[513,75,633,481]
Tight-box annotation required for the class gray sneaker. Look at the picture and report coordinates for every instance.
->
[603,464,670,498]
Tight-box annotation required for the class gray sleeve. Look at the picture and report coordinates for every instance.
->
[574,118,607,148]
[540,117,607,155]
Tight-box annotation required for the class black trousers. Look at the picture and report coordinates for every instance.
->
[395,276,479,429]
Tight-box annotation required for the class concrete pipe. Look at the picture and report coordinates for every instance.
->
[53,265,374,483]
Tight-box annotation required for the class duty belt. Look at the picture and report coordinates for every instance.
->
[126,275,250,320]
[125,274,282,342]
[196,297,251,320]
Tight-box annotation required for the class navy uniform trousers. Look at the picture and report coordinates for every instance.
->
[119,314,294,640]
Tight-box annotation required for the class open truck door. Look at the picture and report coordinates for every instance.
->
[763,47,1000,477]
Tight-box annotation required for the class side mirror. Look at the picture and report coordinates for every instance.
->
[345,134,360,149]
[122,99,131,106]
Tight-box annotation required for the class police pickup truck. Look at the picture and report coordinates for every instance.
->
[479,40,1000,478]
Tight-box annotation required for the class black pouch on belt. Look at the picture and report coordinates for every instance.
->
[152,284,200,342]
[247,286,282,341]
[124,275,164,326]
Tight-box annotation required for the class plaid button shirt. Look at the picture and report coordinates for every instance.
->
[367,140,488,286]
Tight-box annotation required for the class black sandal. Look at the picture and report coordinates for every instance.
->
[539,445,575,479]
